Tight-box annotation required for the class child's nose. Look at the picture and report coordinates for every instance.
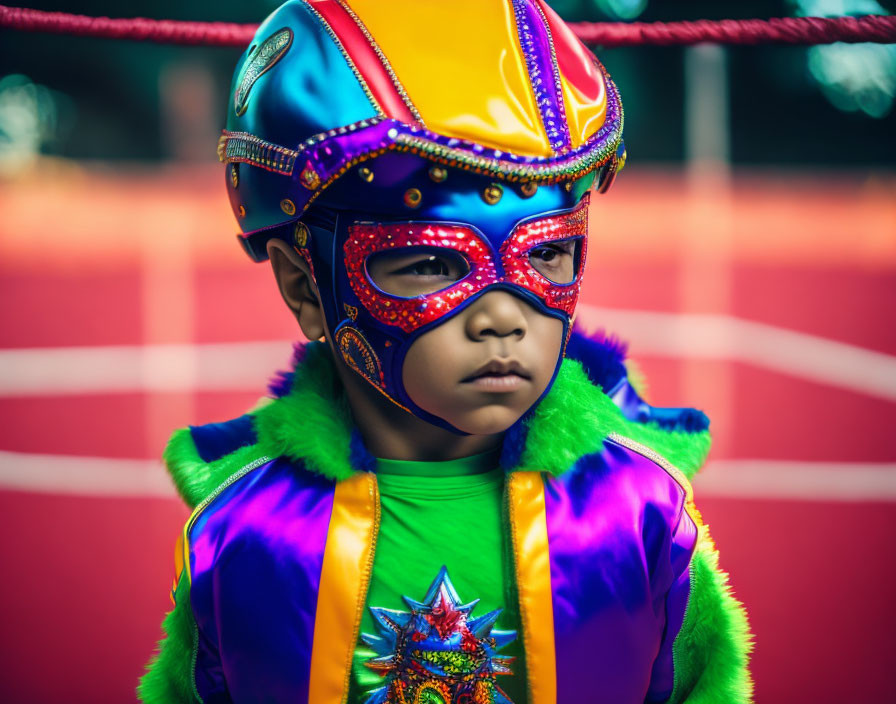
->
[464,290,529,341]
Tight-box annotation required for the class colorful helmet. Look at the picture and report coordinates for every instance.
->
[220,0,625,432]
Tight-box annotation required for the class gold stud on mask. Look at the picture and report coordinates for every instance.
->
[520,181,537,198]
[482,183,503,205]
[293,222,309,248]
[403,188,422,208]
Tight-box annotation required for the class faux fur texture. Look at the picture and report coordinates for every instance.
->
[669,527,754,703]
[163,334,712,507]
[564,326,628,391]
[253,341,357,481]
[267,342,308,398]
[164,427,269,510]
[148,335,719,701]
[519,359,711,479]
[138,578,198,703]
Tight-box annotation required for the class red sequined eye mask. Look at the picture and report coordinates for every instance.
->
[344,199,589,333]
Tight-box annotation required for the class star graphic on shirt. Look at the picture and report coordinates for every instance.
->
[361,566,517,704]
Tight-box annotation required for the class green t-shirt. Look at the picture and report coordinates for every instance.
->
[347,450,528,704]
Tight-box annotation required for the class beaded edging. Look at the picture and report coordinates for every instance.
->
[219,67,620,184]
[532,0,570,148]
[511,0,570,154]
[219,131,298,175]
[335,0,424,125]
[606,432,703,528]
[299,0,385,118]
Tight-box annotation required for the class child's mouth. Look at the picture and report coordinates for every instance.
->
[461,359,531,391]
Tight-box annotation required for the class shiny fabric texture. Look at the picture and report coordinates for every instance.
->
[224,0,378,236]
[305,0,417,123]
[184,436,697,703]
[302,191,589,433]
[222,0,624,251]
[308,473,380,704]
[544,437,698,703]
[511,0,572,153]
[345,0,555,156]
[506,471,557,704]
[187,458,335,703]
[342,199,587,334]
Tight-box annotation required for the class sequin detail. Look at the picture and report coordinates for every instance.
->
[499,196,588,317]
[345,198,589,333]
[511,0,570,153]
[361,567,517,704]
[219,58,621,187]
[234,28,293,117]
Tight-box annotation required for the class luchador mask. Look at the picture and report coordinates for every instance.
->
[220,0,625,431]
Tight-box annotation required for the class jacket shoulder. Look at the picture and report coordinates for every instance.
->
[604,432,694,500]
[163,413,268,510]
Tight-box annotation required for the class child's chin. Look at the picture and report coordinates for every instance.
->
[447,405,525,436]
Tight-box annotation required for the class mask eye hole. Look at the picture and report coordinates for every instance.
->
[527,237,582,284]
[366,247,471,298]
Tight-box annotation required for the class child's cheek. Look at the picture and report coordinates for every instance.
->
[402,301,564,435]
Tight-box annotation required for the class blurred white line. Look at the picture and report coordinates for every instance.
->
[577,306,896,402]
[0,451,175,498]
[1,308,895,401]
[695,460,896,502]
[0,341,292,395]
[0,450,894,502]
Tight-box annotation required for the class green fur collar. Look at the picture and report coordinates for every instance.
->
[164,341,710,509]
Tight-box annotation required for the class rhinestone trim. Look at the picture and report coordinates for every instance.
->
[221,131,298,175]
[300,0,385,117]
[511,0,570,153]
[336,0,424,125]
[606,433,703,528]
[532,0,569,148]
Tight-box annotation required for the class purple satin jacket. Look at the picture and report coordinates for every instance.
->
[183,431,698,704]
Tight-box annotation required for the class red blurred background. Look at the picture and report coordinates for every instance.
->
[1,2,895,701]
[1,162,893,702]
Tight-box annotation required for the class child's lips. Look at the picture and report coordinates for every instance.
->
[461,358,531,391]
[464,372,529,392]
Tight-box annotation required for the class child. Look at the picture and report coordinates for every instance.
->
[140,1,751,702]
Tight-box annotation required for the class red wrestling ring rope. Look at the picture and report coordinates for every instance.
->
[571,15,896,47]
[0,5,257,46]
[1,5,894,48]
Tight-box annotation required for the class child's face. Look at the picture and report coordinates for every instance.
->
[376,247,569,434]
[400,291,563,435]
[358,223,579,435]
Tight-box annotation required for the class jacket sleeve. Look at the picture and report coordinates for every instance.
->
[665,526,753,703]
[138,571,199,703]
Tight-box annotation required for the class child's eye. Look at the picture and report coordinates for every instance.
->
[366,248,470,297]
[528,238,580,284]
[399,256,452,278]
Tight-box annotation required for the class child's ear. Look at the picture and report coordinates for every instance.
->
[267,238,327,341]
